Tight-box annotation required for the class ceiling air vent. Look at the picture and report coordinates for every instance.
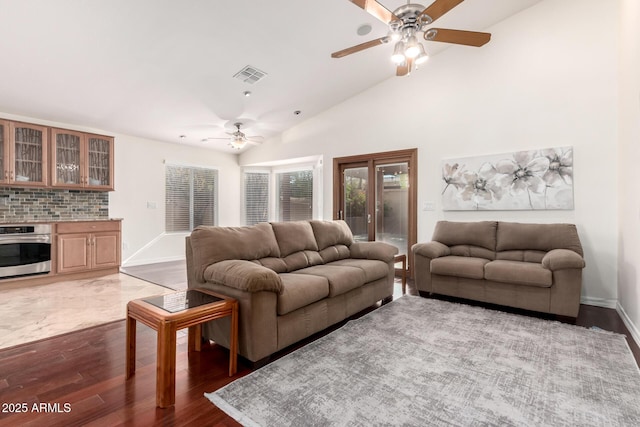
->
[233,65,267,84]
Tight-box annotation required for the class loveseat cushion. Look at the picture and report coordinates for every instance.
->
[203,260,283,293]
[277,273,329,315]
[432,221,498,251]
[271,221,318,257]
[496,222,584,257]
[484,260,552,287]
[328,259,389,283]
[430,256,489,279]
[295,265,365,297]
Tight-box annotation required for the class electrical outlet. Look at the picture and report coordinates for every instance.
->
[147,201,157,209]
[422,201,436,211]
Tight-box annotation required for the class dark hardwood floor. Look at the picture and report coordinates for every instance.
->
[1,279,638,426]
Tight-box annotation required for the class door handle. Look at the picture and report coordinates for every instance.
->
[367,214,371,224]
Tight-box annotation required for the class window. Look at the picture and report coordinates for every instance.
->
[165,164,218,232]
[242,160,320,225]
[243,171,269,226]
[276,170,313,221]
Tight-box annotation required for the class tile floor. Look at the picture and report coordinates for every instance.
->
[0,273,170,350]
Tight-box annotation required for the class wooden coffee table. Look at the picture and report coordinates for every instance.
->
[125,288,238,408]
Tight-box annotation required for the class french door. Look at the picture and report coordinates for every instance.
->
[333,149,417,276]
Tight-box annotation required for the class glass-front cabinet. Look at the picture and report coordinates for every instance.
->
[51,129,114,190]
[0,121,48,186]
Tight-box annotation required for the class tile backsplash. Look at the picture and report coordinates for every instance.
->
[0,188,109,222]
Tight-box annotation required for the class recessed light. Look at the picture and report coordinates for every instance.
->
[294,110,301,116]
[243,91,252,97]
[179,135,186,140]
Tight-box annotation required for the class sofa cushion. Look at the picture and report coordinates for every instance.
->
[432,221,498,251]
[295,265,365,297]
[190,223,280,282]
[277,273,329,315]
[255,257,288,273]
[310,220,354,251]
[282,250,325,272]
[328,259,389,283]
[319,245,351,263]
[271,221,318,257]
[496,222,583,257]
[484,260,552,287]
[430,256,489,280]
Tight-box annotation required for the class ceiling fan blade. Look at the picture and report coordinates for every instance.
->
[396,58,413,77]
[424,28,491,47]
[348,0,397,24]
[419,0,464,23]
[331,36,389,58]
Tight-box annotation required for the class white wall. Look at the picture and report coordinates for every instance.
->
[241,0,620,306]
[617,0,640,343]
[109,135,240,265]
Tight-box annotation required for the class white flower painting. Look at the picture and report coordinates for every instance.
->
[442,146,574,210]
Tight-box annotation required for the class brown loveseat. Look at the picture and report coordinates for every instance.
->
[411,221,586,317]
[186,220,398,363]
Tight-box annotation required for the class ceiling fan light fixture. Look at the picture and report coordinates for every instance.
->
[404,35,420,58]
[391,41,406,64]
[415,44,429,65]
[229,136,246,150]
[387,29,402,42]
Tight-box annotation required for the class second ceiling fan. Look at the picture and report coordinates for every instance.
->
[332,0,491,76]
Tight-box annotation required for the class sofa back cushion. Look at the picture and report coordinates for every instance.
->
[310,220,354,250]
[496,222,583,256]
[189,222,280,281]
[432,221,498,252]
[271,221,319,257]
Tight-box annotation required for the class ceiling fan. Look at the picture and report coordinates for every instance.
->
[202,122,264,150]
[332,0,491,76]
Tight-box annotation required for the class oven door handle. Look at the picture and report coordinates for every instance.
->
[0,235,51,244]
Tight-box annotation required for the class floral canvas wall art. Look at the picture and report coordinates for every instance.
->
[442,146,574,210]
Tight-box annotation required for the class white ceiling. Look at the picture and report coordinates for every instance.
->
[0,0,541,153]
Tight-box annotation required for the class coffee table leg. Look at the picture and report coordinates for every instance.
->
[157,322,177,408]
[188,324,202,352]
[229,302,238,376]
[125,314,136,379]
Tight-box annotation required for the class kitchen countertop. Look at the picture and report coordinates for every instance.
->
[0,218,123,224]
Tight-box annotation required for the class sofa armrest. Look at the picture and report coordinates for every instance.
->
[411,241,451,259]
[350,241,398,262]
[203,260,283,293]
[542,249,585,271]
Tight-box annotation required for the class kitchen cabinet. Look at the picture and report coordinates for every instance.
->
[51,129,114,190]
[56,221,121,274]
[0,121,48,186]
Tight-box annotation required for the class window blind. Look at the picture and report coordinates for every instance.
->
[276,169,313,222]
[165,165,218,232]
[243,171,270,226]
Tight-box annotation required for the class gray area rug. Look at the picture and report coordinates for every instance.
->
[206,296,640,426]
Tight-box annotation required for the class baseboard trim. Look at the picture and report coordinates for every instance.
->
[616,302,640,350]
[121,256,185,268]
[580,296,618,309]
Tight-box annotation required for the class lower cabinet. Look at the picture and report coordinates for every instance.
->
[56,221,121,274]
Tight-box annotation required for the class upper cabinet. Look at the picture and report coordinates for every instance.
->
[0,121,48,186]
[51,129,114,190]
[0,118,114,191]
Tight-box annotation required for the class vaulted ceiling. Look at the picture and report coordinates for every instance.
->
[0,0,541,153]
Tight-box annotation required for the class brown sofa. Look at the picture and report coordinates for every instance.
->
[411,221,586,317]
[186,220,398,363]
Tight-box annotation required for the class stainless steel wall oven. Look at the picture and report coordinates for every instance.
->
[0,224,51,279]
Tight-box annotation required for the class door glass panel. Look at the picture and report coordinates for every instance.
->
[375,162,409,261]
[88,137,111,186]
[343,167,369,242]
[14,127,43,183]
[56,133,81,184]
